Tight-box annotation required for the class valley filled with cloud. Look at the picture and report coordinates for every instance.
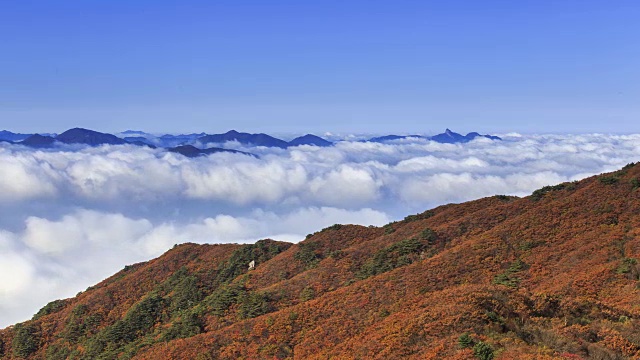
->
[1,133,639,327]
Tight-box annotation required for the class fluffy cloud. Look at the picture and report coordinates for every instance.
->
[397,171,569,205]
[0,207,389,327]
[22,211,152,256]
[307,165,382,206]
[1,133,640,327]
[0,149,59,201]
[180,157,309,204]
[2,134,639,208]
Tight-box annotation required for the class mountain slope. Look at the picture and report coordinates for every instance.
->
[0,130,32,142]
[55,128,127,146]
[288,134,333,147]
[1,164,639,359]
[367,129,502,143]
[368,134,424,142]
[156,133,207,147]
[20,134,57,148]
[430,129,502,143]
[167,145,256,158]
[198,130,290,148]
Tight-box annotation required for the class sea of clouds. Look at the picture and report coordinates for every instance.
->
[1,133,639,327]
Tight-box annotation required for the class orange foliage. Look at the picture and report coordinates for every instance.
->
[2,164,640,359]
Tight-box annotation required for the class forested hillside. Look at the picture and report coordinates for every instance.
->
[2,163,640,359]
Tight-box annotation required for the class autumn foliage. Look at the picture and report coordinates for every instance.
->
[1,164,640,359]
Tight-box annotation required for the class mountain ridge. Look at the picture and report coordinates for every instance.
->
[4,128,500,152]
[1,163,639,358]
[167,145,257,158]
[55,128,127,146]
[197,130,291,148]
[367,129,501,143]
[0,130,32,142]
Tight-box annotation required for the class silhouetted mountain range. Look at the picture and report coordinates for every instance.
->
[122,136,152,144]
[431,129,501,143]
[4,128,501,157]
[167,145,256,158]
[0,130,31,142]
[367,134,423,142]
[288,134,333,147]
[0,130,55,142]
[197,130,291,148]
[21,134,56,148]
[55,128,127,146]
[367,129,501,143]
[157,133,208,147]
[120,131,325,149]
[120,130,149,136]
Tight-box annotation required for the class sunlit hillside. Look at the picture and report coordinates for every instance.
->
[1,163,639,359]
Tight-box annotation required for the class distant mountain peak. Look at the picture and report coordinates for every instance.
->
[121,130,148,135]
[0,130,33,142]
[21,134,57,148]
[368,130,501,144]
[55,128,127,146]
[431,129,501,143]
[168,144,256,158]
[198,131,290,148]
[288,134,333,147]
[367,134,426,143]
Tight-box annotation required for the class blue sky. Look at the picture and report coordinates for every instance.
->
[1,0,638,134]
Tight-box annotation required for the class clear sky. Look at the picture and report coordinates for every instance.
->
[1,0,638,134]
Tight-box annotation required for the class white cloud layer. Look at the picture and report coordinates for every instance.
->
[0,207,389,327]
[1,133,640,327]
[2,133,639,207]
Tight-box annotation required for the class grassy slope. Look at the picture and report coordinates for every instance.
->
[1,165,640,359]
